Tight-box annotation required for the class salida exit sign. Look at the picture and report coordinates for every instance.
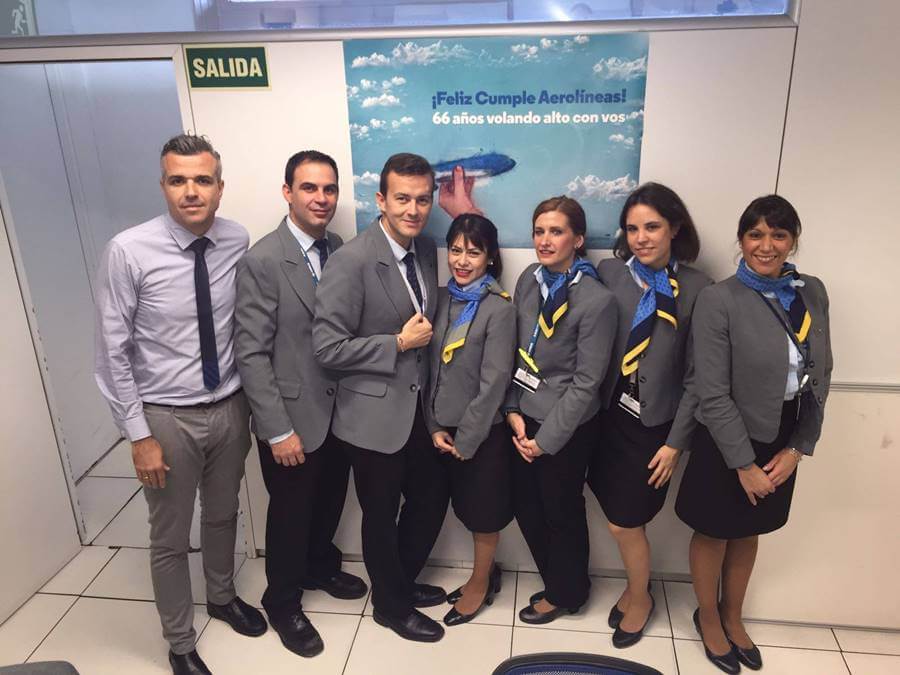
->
[185,46,269,88]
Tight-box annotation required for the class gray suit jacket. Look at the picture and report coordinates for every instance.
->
[234,218,342,452]
[597,258,713,450]
[691,274,833,469]
[313,220,438,453]
[425,287,517,459]
[504,263,618,455]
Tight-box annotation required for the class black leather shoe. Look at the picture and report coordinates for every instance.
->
[518,602,578,625]
[693,609,741,674]
[529,590,545,605]
[447,564,503,604]
[270,610,324,657]
[373,608,444,642]
[608,581,653,629]
[443,569,502,627]
[168,650,211,675]
[612,594,655,648]
[207,596,267,637]
[302,570,368,600]
[411,583,447,608]
[728,637,763,670]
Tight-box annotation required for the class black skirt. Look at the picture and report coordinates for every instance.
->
[675,399,799,539]
[588,402,673,528]
[441,422,513,533]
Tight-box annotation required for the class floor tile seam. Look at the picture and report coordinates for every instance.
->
[22,594,80,664]
[508,571,519,659]
[341,613,365,675]
[840,649,900,657]
[672,637,850,654]
[84,472,136,480]
[88,486,143,545]
[74,546,122,596]
[662,583,680,675]
[839,650,853,674]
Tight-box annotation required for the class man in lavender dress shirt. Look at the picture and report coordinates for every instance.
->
[94,134,266,675]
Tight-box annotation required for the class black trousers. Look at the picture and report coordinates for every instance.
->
[344,404,450,619]
[512,415,595,609]
[257,432,349,619]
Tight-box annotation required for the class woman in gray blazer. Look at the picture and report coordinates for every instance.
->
[676,195,832,673]
[504,196,618,625]
[590,183,712,648]
[425,214,517,627]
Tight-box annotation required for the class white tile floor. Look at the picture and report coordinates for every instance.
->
[5,549,900,674]
[8,442,894,673]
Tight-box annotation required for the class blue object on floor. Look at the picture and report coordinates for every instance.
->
[492,652,663,675]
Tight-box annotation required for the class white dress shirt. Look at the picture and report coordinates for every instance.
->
[285,215,326,280]
[94,214,249,441]
[532,264,583,301]
[380,219,427,313]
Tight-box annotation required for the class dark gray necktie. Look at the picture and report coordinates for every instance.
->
[188,237,219,390]
[402,251,423,310]
[312,238,329,269]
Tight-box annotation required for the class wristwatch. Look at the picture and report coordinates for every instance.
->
[786,447,803,462]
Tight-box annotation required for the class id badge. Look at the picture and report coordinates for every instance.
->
[618,391,641,418]
[513,367,541,393]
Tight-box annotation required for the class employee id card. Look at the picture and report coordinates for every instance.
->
[618,373,641,419]
[513,367,541,393]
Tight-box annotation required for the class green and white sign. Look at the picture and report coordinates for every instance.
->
[2,0,36,36]
[185,46,269,89]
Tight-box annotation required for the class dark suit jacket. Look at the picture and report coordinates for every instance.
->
[425,287,517,459]
[234,218,343,452]
[504,263,618,455]
[691,273,833,468]
[313,220,438,453]
[597,258,713,450]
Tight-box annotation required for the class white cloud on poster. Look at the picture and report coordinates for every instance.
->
[391,40,472,65]
[540,38,557,50]
[609,133,635,147]
[360,78,379,90]
[361,93,401,108]
[346,85,359,99]
[625,109,644,121]
[383,76,406,88]
[354,171,380,186]
[349,123,370,140]
[355,200,372,211]
[391,116,415,129]
[593,55,647,81]
[351,52,391,68]
[574,35,589,44]
[369,118,387,129]
[566,174,638,202]
[511,44,539,60]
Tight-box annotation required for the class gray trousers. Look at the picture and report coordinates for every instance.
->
[142,391,251,654]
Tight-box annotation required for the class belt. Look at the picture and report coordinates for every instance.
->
[143,387,242,410]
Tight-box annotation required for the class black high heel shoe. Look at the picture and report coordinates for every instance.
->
[443,567,502,627]
[612,594,655,648]
[693,609,741,674]
[447,563,502,604]
[608,581,653,629]
[727,636,762,670]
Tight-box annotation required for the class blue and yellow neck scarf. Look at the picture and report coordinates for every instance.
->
[538,257,600,339]
[621,259,679,375]
[441,275,510,363]
[736,259,811,342]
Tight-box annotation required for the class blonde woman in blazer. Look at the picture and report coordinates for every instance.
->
[590,183,713,649]
[504,196,618,625]
[425,214,517,627]
[676,195,833,673]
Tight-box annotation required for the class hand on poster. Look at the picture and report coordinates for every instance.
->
[438,165,483,219]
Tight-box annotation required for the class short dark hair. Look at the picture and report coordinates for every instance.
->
[445,213,503,278]
[614,182,701,263]
[532,196,587,257]
[738,194,802,240]
[160,133,222,179]
[379,152,435,195]
[284,150,339,188]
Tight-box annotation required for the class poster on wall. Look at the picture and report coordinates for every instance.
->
[343,33,648,248]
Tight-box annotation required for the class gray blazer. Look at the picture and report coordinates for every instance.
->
[234,219,343,452]
[425,287,517,459]
[597,258,713,450]
[312,220,438,453]
[691,274,833,469]
[504,263,618,455]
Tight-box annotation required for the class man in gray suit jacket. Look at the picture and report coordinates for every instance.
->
[235,151,367,658]
[313,153,450,643]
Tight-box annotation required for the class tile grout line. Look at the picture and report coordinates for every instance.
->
[341,606,366,675]
[662,582,681,675]
[88,485,143,545]
[672,636,857,654]
[839,649,853,674]
[508,569,518,659]
[22,594,80,664]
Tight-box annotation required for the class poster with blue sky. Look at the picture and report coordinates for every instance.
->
[343,33,647,248]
